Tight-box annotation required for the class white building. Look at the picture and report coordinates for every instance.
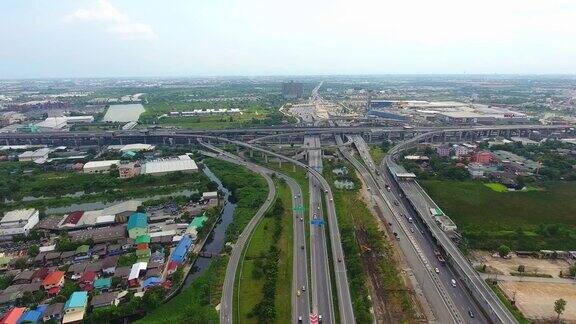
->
[18,147,51,162]
[141,155,198,176]
[202,191,218,200]
[65,116,94,123]
[453,145,470,157]
[83,160,120,173]
[0,209,39,238]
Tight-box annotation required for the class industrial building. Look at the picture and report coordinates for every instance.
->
[83,160,120,173]
[0,209,39,238]
[17,147,51,162]
[168,108,241,116]
[127,213,148,239]
[141,155,198,176]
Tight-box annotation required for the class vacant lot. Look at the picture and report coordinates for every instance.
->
[500,281,576,321]
[421,180,576,250]
[475,251,571,277]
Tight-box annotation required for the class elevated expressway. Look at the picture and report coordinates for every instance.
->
[377,129,525,323]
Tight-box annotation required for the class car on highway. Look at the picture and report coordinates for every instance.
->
[434,267,439,274]
[297,290,301,297]
[301,285,306,292]
[468,310,474,318]
[313,213,317,219]
[451,279,456,287]
[410,227,414,233]
[301,245,304,249]
[394,201,399,206]
[319,314,323,322]
[298,315,302,322]
[337,256,342,262]
[324,189,328,193]
[299,217,303,221]
[367,187,371,190]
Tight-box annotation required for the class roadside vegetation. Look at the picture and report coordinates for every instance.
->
[369,140,391,166]
[203,158,268,243]
[137,256,228,323]
[485,279,530,324]
[237,180,292,323]
[323,160,414,323]
[421,180,576,251]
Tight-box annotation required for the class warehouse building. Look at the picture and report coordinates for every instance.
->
[83,160,120,173]
[18,147,51,162]
[0,209,39,238]
[127,213,148,239]
[141,155,198,176]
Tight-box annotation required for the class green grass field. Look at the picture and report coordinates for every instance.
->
[484,182,508,192]
[421,180,576,250]
[237,180,293,323]
[369,145,385,166]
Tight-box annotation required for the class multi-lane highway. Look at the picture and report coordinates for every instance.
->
[200,139,312,323]
[384,132,518,324]
[305,135,335,323]
[350,134,493,322]
[337,135,462,323]
[199,140,276,324]
[208,136,356,323]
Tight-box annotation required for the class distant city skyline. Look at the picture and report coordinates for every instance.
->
[2,0,576,78]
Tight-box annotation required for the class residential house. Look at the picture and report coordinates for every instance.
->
[436,145,451,157]
[171,235,193,264]
[453,145,470,157]
[128,262,147,288]
[107,244,122,256]
[11,270,34,284]
[42,303,64,323]
[85,260,103,273]
[74,245,91,261]
[90,292,120,309]
[93,277,112,292]
[18,305,47,324]
[102,256,119,275]
[113,266,131,281]
[127,213,147,239]
[471,151,493,164]
[67,261,88,279]
[79,271,97,291]
[62,291,88,324]
[42,271,65,296]
[0,307,25,324]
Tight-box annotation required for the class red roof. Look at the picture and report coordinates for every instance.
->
[167,261,178,271]
[42,271,65,286]
[33,268,50,280]
[136,244,148,250]
[80,271,97,283]
[63,211,83,225]
[0,307,26,324]
[48,286,62,295]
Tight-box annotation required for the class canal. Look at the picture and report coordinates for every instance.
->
[183,165,236,287]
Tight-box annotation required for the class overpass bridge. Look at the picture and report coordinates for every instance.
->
[0,124,572,147]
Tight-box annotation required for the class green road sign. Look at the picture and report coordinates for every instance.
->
[293,205,304,212]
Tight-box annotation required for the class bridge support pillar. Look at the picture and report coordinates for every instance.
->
[278,159,282,167]
[250,150,254,158]
[265,154,268,163]
[293,164,296,172]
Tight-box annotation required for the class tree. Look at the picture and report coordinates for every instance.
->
[569,264,576,277]
[517,265,525,273]
[27,245,40,257]
[497,245,511,258]
[554,298,566,321]
[14,258,27,270]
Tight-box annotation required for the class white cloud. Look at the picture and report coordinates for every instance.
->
[65,0,156,40]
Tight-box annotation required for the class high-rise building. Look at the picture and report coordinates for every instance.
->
[282,81,303,100]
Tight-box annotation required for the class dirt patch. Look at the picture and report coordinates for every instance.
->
[500,281,576,321]
[474,251,571,278]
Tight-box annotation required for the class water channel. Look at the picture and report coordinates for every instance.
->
[183,166,236,287]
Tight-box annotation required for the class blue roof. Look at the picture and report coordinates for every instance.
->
[127,213,147,230]
[171,235,193,263]
[18,305,47,323]
[143,277,162,288]
[64,291,88,309]
[94,277,112,289]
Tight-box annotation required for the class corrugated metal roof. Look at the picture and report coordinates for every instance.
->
[127,213,147,230]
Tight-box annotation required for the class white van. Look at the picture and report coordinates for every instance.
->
[451,279,456,287]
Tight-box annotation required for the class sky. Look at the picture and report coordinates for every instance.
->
[1,0,576,78]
